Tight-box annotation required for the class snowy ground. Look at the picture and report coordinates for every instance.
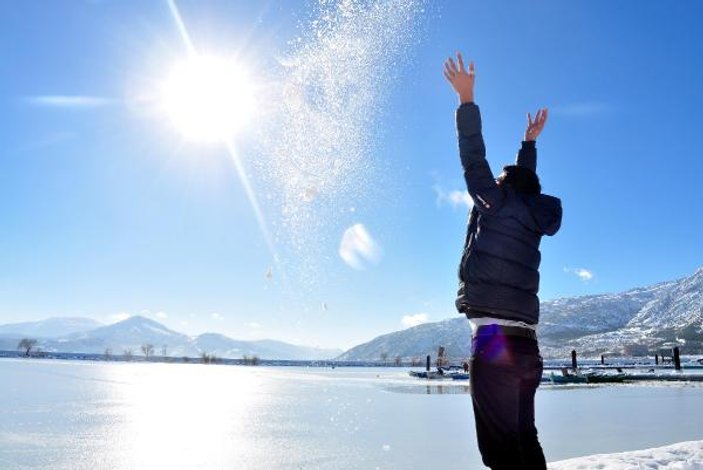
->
[550,440,703,469]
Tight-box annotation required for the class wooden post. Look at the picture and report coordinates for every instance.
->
[600,354,605,365]
[673,347,681,371]
[571,350,577,370]
[426,355,431,372]
[655,354,659,365]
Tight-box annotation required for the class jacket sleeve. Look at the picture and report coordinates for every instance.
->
[516,140,537,172]
[456,103,503,214]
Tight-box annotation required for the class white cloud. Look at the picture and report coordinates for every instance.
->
[401,313,429,328]
[339,223,382,270]
[246,321,261,329]
[211,312,224,321]
[109,312,131,323]
[564,267,594,282]
[25,95,113,108]
[156,311,168,319]
[434,185,473,210]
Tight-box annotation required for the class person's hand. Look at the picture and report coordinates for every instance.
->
[443,52,475,105]
[524,108,548,142]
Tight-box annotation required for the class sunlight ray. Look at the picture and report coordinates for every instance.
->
[167,0,195,56]
[223,138,279,264]
[167,0,282,274]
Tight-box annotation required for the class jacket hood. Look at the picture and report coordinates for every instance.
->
[529,194,562,236]
[503,190,562,236]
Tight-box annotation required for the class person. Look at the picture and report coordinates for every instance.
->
[443,52,563,470]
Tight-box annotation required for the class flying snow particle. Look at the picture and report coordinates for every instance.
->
[302,185,319,202]
[339,223,381,269]
[253,0,426,284]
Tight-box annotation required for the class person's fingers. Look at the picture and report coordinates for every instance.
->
[457,52,465,72]
[443,70,452,82]
[528,112,533,127]
[448,57,458,73]
[542,108,549,124]
[444,62,455,78]
[469,61,475,76]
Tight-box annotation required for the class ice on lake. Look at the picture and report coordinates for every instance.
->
[2,359,703,469]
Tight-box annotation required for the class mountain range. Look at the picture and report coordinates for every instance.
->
[339,266,703,361]
[3,266,702,362]
[0,315,342,360]
[0,317,103,338]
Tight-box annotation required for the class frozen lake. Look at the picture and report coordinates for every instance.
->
[2,359,703,469]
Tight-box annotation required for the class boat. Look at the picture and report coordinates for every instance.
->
[582,370,626,383]
[409,370,469,380]
[409,370,450,380]
[549,368,587,384]
[549,368,627,384]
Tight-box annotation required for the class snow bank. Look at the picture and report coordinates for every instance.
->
[549,440,703,469]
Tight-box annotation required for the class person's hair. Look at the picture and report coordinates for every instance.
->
[496,165,541,194]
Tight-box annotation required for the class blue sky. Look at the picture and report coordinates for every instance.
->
[1,1,702,350]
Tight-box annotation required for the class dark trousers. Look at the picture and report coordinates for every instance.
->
[470,334,546,470]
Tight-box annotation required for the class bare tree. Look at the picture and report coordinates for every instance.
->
[380,352,388,365]
[160,345,168,357]
[17,338,37,356]
[201,352,219,364]
[436,346,448,368]
[141,344,154,359]
[241,354,259,366]
[394,355,402,367]
[123,348,133,361]
[104,348,112,361]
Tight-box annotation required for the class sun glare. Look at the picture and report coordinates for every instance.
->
[160,55,256,142]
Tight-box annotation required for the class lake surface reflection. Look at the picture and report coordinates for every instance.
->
[1,359,703,469]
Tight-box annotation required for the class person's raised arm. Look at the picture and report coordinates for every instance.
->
[516,108,548,172]
[444,52,503,213]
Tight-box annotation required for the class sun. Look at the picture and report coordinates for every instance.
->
[159,55,256,142]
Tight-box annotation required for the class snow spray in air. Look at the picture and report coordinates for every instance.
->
[256,0,427,287]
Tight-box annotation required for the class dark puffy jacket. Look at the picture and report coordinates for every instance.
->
[454,103,562,324]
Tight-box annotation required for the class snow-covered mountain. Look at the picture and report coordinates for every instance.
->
[537,281,676,340]
[0,317,103,339]
[192,333,341,360]
[336,318,469,362]
[0,315,342,360]
[339,266,703,360]
[50,316,194,356]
